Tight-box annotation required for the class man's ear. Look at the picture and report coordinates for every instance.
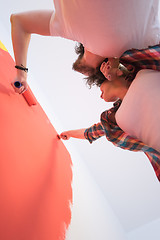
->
[116,69,124,77]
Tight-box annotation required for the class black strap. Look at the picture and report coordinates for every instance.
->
[15,64,28,73]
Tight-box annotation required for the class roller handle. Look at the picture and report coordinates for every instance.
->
[13,81,37,106]
[14,81,22,88]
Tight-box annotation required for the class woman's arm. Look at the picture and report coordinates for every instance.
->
[59,122,106,142]
[10,10,53,93]
[59,129,86,140]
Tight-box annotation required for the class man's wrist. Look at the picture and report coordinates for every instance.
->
[16,69,27,79]
[15,64,28,73]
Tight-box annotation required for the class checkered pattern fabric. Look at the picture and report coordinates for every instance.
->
[121,44,160,71]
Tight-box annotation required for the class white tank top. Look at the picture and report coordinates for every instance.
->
[116,69,160,152]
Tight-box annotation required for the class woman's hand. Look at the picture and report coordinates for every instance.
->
[59,131,71,140]
[58,129,86,140]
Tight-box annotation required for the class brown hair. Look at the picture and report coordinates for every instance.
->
[72,43,106,88]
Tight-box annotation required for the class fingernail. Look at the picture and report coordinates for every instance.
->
[102,62,105,66]
[57,134,60,139]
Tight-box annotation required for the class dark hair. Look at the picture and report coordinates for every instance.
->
[73,43,106,88]
[74,43,84,57]
[85,67,106,88]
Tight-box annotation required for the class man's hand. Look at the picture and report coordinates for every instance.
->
[100,58,123,81]
[11,73,28,94]
[10,11,53,94]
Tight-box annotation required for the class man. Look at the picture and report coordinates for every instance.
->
[10,0,160,93]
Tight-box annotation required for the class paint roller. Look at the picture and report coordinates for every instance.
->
[13,81,37,106]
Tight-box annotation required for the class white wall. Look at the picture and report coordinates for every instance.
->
[0,21,12,54]
[65,147,126,240]
[127,218,160,240]
[29,78,127,240]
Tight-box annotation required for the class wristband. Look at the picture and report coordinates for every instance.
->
[15,64,28,73]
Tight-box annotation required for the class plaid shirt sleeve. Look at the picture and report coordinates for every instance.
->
[120,44,160,71]
[84,122,105,143]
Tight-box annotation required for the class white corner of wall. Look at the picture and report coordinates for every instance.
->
[65,149,126,240]
[127,217,160,240]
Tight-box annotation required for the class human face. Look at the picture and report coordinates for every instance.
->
[100,80,119,102]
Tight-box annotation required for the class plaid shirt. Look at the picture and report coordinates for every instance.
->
[84,44,160,181]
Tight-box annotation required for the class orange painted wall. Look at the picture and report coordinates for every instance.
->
[0,46,72,240]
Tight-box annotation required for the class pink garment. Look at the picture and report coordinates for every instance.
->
[116,69,160,152]
[50,0,160,57]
